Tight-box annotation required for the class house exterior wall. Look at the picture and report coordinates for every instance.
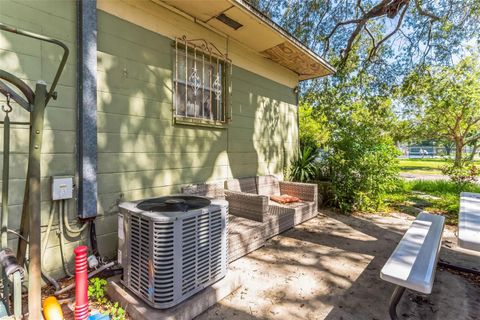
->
[0,0,299,279]
[0,0,79,278]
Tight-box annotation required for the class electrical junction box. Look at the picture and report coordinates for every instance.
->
[51,176,73,200]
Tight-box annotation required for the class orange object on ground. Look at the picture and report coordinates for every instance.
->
[270,194,301,204]
[42,296,64,320]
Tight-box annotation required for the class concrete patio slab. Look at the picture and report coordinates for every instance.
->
[198,210,480,320]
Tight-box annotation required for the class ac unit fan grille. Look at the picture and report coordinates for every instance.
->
[181,209,224,295]
[129,215,175,304]
[152,222,175,303]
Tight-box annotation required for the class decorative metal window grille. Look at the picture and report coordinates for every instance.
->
[174,36,231,124]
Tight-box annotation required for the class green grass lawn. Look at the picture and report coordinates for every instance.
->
[385,180,480,225]
[398,158,448,175]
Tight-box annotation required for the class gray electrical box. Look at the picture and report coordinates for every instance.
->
[51,176,73,200]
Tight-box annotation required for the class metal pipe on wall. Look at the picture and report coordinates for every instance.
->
[77,0,99,220]
[58,201,73,278]
[27,81,47,320]
[1,108,11,249]
[1,101,11,303]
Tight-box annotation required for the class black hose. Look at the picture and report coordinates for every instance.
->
[98,267,123,279]
[438,260,480,275]
[54,261,115,296]
[90,220,100,258]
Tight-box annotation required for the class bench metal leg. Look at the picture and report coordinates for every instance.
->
[389,286,406,320]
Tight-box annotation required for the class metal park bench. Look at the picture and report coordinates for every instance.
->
[459,192,480,252]
[380,212,445,320]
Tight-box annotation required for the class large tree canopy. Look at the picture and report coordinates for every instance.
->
[400,55,480,165]
[249,0,480,85]
[250,0,480,148]
[249,0,480,211]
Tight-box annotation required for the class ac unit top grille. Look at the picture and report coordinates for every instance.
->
[137,195,211,212]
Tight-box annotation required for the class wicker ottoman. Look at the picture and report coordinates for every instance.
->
[228,215,266,262]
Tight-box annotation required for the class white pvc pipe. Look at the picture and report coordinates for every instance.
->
[62,200,88,234]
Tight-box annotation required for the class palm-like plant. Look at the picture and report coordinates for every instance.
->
[288,147,318,182]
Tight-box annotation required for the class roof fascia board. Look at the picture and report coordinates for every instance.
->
[229,0,336,75]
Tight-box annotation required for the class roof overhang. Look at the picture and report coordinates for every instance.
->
[158,0,336,80]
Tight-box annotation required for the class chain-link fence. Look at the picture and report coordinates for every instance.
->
[398,146,476,158]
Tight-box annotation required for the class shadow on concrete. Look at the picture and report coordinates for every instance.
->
[203,210,480,320]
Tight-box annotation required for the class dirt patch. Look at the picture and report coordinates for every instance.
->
[197,210,480,320]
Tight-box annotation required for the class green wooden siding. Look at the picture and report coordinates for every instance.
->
[0,4,298,279]
[0,0,80,278]
[96,10,298,214]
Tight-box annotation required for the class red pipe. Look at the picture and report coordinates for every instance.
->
[74,246,89,320]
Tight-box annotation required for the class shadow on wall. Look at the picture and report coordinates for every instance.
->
[253,95,293,177]
[0,1,80,278]
[95,11,230,255]
[97,12,294,207]
[96,12,299,256]
[0,8,300,277]
[227,67,296,180]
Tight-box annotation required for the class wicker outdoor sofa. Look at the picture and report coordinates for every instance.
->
[182,175,318,263]
[224,175,318,238]
[181,182,267,262]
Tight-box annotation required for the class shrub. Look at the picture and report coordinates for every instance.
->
[288,147,318,182]
[441,160,479,189]
[299,102,329,150]
[325,128,400,213]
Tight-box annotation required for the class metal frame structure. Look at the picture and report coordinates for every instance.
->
[174,35,232,125]
[388,286,406,320]
[0,22,69,319]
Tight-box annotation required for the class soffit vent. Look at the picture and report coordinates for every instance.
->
[216,13,243,30]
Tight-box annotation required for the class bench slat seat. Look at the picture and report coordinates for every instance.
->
[459,192,480,251]
[380,212,445,294]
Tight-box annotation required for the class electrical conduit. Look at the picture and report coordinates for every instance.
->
[62,200,88,234]
[58,201,73,277]
[41,202,60,290]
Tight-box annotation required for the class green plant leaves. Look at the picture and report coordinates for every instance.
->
[88,277,126,320]
[288,147,318,182]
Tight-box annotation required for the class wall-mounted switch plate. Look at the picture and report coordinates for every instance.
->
[51,176,73,200]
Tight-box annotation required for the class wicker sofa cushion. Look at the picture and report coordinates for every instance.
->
[266,200,317,236]
[268,200,315,214]
[225,177,257,194]
[228,215,266,262]
[181,182,225,199]
[256,175,281,196]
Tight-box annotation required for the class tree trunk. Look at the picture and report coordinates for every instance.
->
[468,142,479,161]
[454,138,464,167]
